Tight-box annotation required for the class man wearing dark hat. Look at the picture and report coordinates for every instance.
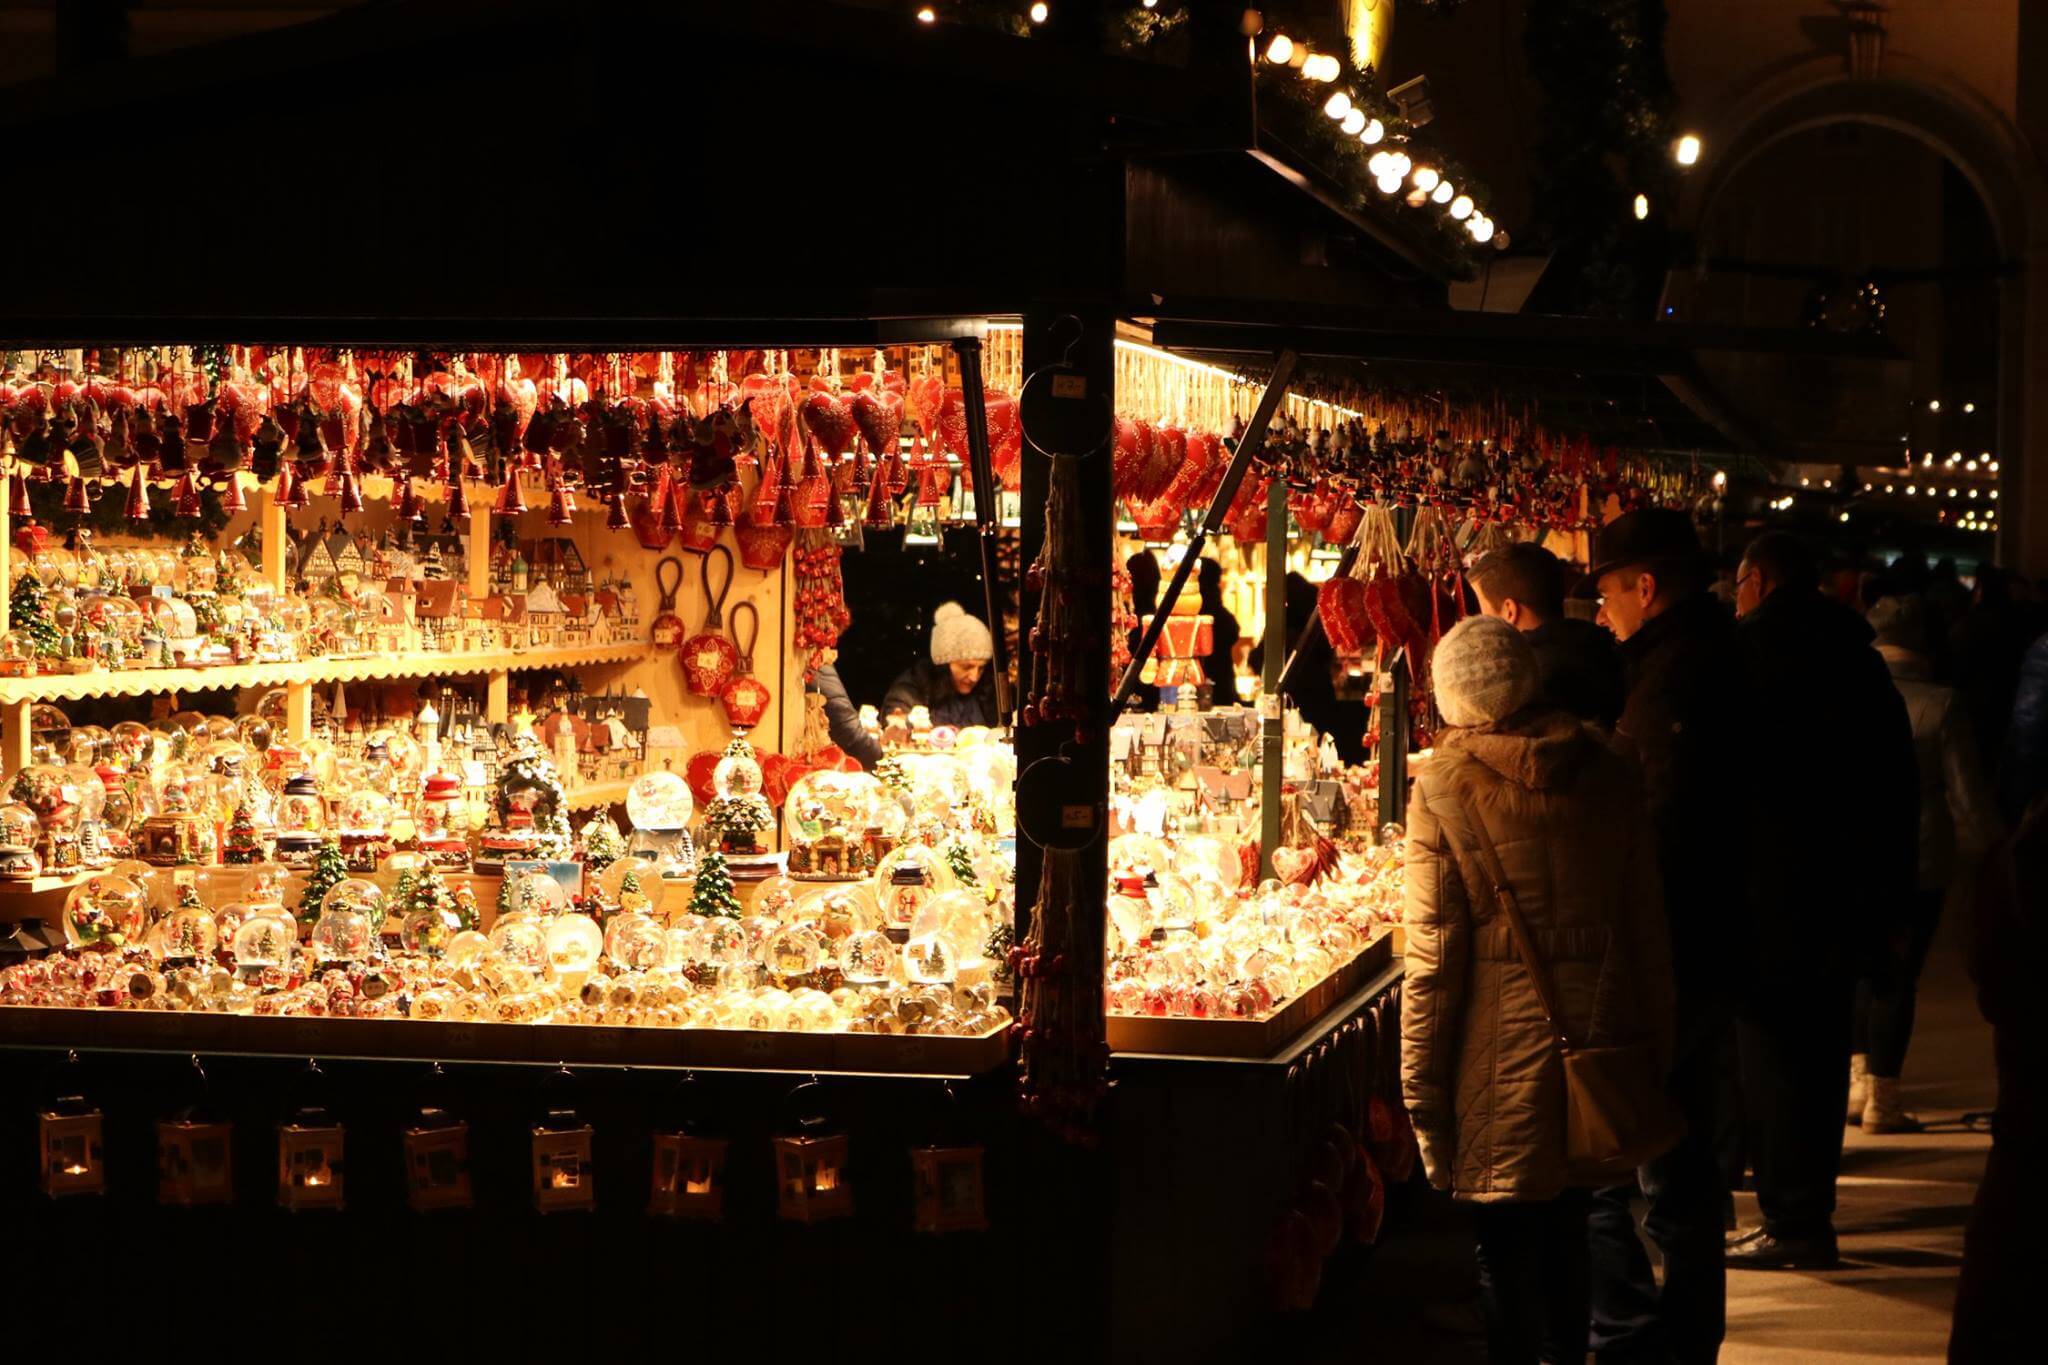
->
[1724,533,1918,1269]
[1580,507,1751,1362]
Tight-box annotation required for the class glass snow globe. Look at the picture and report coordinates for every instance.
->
[487,915,549,975]
[335,787,394,871]
[910,889,997,979]
[155,898,220,965]
[703,740,776,865]
[230,909,298,978]
[311,879,384,965]
[400,902,464,958]
[60,873,149,951]
[0,801,39,853]
[604,911,667,971]
[761,923,825,980]
[503,870,570,919]
[626,770,694,833]
[274,773,327,867]
[544,913,605,979]
[841,929,898,988]
[782,770,885,882]
[872,843,953,930]
[793,883,881,949]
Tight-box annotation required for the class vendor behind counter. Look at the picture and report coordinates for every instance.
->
[812,601,997,767]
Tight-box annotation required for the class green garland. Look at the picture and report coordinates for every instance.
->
[25,475,231,542]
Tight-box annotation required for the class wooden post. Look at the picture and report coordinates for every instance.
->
[0,456,12,635]
[485,670,509,725]
[257,483,288,592]
[285,681,314,745]
[1259,478,1287,881]
[467,491,491,604]
[2,699,29,777]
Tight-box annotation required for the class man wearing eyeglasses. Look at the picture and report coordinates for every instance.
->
[1578,507,1751,1364]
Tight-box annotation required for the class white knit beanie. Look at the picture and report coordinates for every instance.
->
[1432,615,1538,729]
[930,602,994,665]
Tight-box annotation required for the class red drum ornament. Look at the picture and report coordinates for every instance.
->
[679,545,740,697]
[717,601,772,735]
[735,504,792,572]
[677,483,722,552]
[633,466,676,550]
[648,557,687,650]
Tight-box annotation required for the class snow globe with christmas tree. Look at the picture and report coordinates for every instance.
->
[476,735,572,874]
[311,879,383,966]
[701,739,781,880]
[624,770,697,882]
[782,770,887,882]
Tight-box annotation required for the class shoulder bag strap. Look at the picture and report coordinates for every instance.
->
[1434,781,1577,1052]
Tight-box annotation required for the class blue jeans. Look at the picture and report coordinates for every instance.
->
[1588,1005,1731,1363]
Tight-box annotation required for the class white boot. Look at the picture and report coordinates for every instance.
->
[1863,1075,1923,1134]
[1847,1053,1870,1124]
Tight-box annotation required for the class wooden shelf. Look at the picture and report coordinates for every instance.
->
[0,642,654,705]
[563,778,635,812]
[0,1005,1013,1077]
[1106,928,1395,1060]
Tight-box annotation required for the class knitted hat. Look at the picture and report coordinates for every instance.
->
[930,602,994,665]
[1431,616,1538,729]
[1868,594,1927,653]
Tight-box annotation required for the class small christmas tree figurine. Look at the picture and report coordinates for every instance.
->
[9,570,61,660]
[618,867,648,914]
[399,861,462,927]
[222,802,265,864]
[944,840,977,887]
[579,813,626,874]
[875,753,909,798]
[298,836,348,926]
[689,850,741,920]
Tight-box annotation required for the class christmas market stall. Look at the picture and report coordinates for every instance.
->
[0,2,1635,1357]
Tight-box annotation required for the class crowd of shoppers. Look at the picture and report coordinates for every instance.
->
[1401,509,2039,1361]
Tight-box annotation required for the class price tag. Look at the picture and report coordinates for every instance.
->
[1051,374,1088,399]
[1061,804,1097,830]
[1258,694,1282,721]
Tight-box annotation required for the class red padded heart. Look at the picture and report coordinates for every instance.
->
[849,389,903,460]
[685,751,722,807]
[906,374,946,437]
[800,390,859,458]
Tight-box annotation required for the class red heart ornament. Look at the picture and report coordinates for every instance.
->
[800,391,859,458]
[849,389,903,459]
[685,751,722,808]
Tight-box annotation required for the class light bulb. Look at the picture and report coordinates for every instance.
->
[1386,152,1411,178]
[1675,134,1701,166]
[1412,166,1440,193]
[1265,34,1294,63]
[1963,401,1976,413]
[1907,485,1917,495]
[1470,216,1494,243]
[1449,194,1474,220]
[1405,187,1431,208]
[1324,91,1352,120]
[1970,488,1979,498]
[1633,193,1650,220]
[1432,180,1454,204]
[1143,0,1157,7]
[1949,487,1959,497]
[1361,118,1385,145]
[1928,399,1941,411]
[1367,152,1391,177]
[1029,1,1048,23]
[1316,55,1344,81]
[1341,107,1366,135]
[1839,511,1851,523]
[1376,173,1403,195]
[917,5,936,21]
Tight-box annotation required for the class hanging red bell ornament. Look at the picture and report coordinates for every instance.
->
[864,463,894,529]
[173,470,203,519]
[648,556,687,650]
[633,465,676,550]
[126,464,153,522]
[735,503,793,572]
[217,472,248,515]
[63,474,94,515]
[547,480,576,528]
[707,482,737,529]
[8,469,33,519]
[445,469,469,519]
[679,545,740,698]
[494,467,527,518]
[717,600,772,734]
[605,484,630,531]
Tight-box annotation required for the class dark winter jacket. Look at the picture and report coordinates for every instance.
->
[882,659,998,730]
[1739,588,1919,981]
[1526,616,1625,729]
[809,663,881,771]
[1611,591,1753,1004]
[1999,632,2048,823]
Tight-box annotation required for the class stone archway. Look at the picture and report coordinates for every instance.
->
[1671,54,2048,574]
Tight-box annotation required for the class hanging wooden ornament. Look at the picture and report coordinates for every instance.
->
[648,556,687,650]
[863,461,894,528]
[63,474,94,515]
[707,480,738,529]
[717,601,772,734]
[445,468,469,519]
[633,464,677,550]
[679,545,740,697]
[216,472,247,515]
[605,483,630,531]
[547,477,576,527]
[494,466,527,517]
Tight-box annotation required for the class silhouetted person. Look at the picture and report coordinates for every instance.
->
[1249,571,1369,763]
[1953,566,2034,771]
[1727,533,1917,1269]
[1123,550,1161,713]
[1195,557,1240,703]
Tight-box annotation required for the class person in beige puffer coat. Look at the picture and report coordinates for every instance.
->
[1402,616,1676,1364]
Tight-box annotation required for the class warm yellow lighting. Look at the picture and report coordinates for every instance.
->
[1367,151,1391,177]
[1432,180,1454,204]
[1385,151,1411,178]
[1907,485,1917,495]
[1305,53,1342,82]
[1991,461,2001,473]
[1449,194,1474,220]
[1928,399,1941,411]
[1839,511,1851,523]
[1341,107,1367,135]
[1376,173,1403,195]
[1633,193,1650,220]
[1412,165,1440,193]
[1266,34,1294,63]
[917,5,936,21]
[1470,215,1494,243]
[1675,134,1702,166]
[1949,487,1959,497]
[1970,488,1979,498]
[1963,401,1976,413]
[1324,91,1353,120]
[1029,2,1048,23]
[1361,118,1385,144]
[1711,470,1728,491]
[1966,460,1978,471]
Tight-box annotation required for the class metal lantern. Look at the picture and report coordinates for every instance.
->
[158,1120,234,1206]
[911,1145,988,1234]
[531,1114,595,1214]
[774,1132,854,1223]
[38,1104,106,1198]
[648,1133,728,1220]
[404,1111,473,1213]
[277,1118,345,1211]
